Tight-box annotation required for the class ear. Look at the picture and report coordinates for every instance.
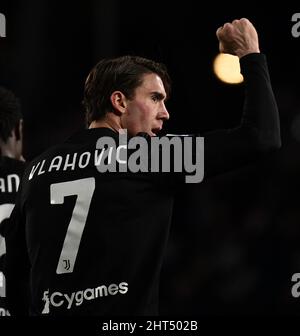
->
[110,91,127,115]
[19,119,23,141]
[14,119,23,141]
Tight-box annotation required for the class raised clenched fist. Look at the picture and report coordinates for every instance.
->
[216,18,260,58]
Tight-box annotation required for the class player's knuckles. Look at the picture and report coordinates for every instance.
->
[240,17,250,25]
[216,27,222,38]
[222,22,232,30]
[220,24,234,38]
[231,19,240,25]
[240,18,253,30]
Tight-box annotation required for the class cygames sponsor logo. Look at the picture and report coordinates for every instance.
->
[42,281,128,313]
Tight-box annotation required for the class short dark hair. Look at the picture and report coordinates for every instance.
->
[0,86,22,142]
[83,55,171,125]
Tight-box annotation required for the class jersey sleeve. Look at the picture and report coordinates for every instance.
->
[203,53,281,178]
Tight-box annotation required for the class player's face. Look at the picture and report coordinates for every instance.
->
[121,73,169,136]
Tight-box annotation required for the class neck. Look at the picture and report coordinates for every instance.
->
[0,140,20,160]
[89,114,122,133]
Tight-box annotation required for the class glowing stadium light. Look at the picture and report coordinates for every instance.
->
[213,53,244,84]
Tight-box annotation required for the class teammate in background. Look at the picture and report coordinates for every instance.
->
[6,18,280,315]
[0,86,25,316]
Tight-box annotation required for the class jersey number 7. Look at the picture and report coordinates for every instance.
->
[50,177,95,274]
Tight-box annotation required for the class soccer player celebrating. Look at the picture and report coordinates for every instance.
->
[6,18,280,315]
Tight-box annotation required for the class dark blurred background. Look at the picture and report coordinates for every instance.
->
[1,0,300,315]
